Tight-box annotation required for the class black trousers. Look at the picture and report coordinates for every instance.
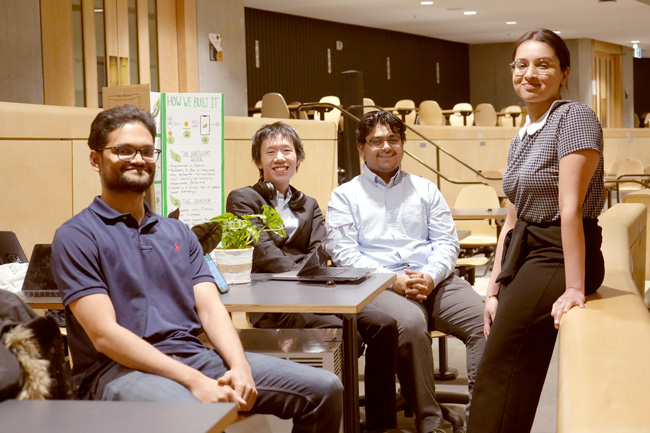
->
[467,219,604,433]
[256,307,399,431]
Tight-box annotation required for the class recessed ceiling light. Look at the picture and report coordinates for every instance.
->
[420,1,434,5]
[631,40,640,44]
[464,10,477,15]
[506,21,517,25]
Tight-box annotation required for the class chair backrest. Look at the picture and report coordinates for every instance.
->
[393,99,416,124]
[418,100,445,126]
[454,184,501,209]
[644,112,650,128]
[608,160,622,177]
[261,93,290,119]
[498,105,523,127]
[290,101,308,119]
[477,170,504,199]
[617,159,644,176]
[449,102,474,126]
[616,159,645,191]
[315,96,342,128]
[252,99,262,118]
[474,103,497,126]
[363,98,378,114]
[454,184,502,243]
[634,112,640,128]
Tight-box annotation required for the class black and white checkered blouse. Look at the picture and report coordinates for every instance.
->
[502,101,605,223]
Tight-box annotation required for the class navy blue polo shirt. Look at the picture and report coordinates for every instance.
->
[51,197,214,394]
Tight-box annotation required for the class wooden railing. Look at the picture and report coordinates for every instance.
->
[557,203,650,432]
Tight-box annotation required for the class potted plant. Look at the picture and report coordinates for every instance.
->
[191,205,286,284]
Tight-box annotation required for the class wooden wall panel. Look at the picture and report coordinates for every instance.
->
[116,0,130,84]
[245,8,469,110]
[40,0,75,106]
[176,0,198,92]
[82,0,99,107]
[136,0,151,86]
[156,0,179,91]
[104,0,119,86]
[0,140,73,259]
[73,140,103,214]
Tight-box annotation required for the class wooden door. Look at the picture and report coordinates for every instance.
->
[592,48,623,128]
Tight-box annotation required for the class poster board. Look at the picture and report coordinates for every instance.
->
[150,92,224,227]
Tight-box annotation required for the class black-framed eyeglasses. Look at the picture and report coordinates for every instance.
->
[365,135,403,148]
[100,145,161,162]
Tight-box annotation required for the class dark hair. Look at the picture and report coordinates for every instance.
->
[88,105,156,151]
[512,28,570,71]
[356,111,406,146]
[251,122,305,176]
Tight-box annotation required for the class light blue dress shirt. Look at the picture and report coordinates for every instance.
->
[326,165,459,287]
[276,188,299,241]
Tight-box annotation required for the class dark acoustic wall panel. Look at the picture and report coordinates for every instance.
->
[245,8,469,110]
[633,58,650,118]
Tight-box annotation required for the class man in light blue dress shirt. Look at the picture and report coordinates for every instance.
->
[327,111,485,433]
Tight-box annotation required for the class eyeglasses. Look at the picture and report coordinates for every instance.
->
[365,135,403,148]
[509,58,555,76]
[100,145,161,162]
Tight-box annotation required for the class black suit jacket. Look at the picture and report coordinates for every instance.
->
[226,185,326,273]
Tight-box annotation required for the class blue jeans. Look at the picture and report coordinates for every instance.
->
[95,350,343,433]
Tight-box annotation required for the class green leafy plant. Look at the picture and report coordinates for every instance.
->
[208,205,286,250]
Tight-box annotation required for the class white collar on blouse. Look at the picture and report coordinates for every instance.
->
[518,99,569,139]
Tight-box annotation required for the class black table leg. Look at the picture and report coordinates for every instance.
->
[341,313,360,433]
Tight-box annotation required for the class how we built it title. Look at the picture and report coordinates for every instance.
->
[166,95,220,108]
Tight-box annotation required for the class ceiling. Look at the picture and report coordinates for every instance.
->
[244,0,650,56]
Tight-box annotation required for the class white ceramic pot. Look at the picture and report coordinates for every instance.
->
[210,248,253,284]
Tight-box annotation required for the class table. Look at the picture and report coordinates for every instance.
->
[451,207,507,221]
[384,106,417,122]
[457,229,470,241]
[220,272,395,433]
[441,109,477,126]
[0,400,237,433]
[496,110,521,127]
[22,273,395,433]
[452,207,508,238]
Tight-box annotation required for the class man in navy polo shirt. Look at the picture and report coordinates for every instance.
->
[50,105,342,432]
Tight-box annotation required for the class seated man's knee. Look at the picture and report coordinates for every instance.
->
[359,310,398,342]
[310,368,343,409]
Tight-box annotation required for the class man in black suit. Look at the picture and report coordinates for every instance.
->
[226,122,399,433]
[226,122,324,275]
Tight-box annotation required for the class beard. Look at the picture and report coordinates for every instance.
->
[103,165,155,193]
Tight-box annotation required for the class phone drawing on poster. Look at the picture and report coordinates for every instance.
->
[200,115,210,136]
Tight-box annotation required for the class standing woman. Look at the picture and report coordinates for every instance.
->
[467,29,605,433]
